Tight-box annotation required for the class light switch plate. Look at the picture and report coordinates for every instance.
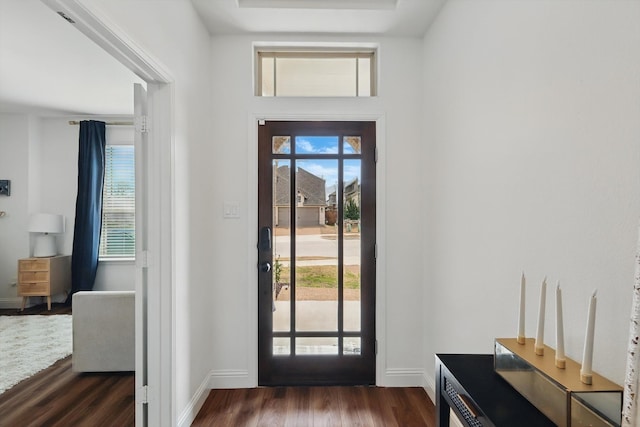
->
[223,201,240,218]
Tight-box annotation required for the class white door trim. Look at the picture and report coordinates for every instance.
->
[247,112,387,387]
[40,1,175,425]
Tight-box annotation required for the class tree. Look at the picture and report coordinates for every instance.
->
[344,199,360,220]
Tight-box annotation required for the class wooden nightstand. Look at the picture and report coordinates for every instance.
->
[18,255,71,311]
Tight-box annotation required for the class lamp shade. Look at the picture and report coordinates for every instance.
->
[28,213,65,234]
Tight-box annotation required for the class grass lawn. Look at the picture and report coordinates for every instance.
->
[278,265,360,289]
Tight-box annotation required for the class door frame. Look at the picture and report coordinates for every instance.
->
[257,120,377,386]
[247,112,387,387]
[42,1,175,425]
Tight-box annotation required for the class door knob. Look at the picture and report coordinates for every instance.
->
[259,262,271,273]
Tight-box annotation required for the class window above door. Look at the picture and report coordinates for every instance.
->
[255,46,377,97]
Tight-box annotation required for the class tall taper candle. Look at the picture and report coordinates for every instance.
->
[518,272,526,344]
[535,278,547,355]
[581,290,597,384]
[555,283,566,368]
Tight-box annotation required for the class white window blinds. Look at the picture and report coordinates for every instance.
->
[99,145,135,259]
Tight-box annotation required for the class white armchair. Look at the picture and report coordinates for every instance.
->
[72,291,135,372]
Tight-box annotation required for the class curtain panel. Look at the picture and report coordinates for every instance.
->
[69,120,106,300]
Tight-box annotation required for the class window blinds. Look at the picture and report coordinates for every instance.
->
[99,145,135,259]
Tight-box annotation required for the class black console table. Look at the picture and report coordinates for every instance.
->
[436,354,556,427]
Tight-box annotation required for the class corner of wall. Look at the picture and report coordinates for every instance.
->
[176,371,211,427]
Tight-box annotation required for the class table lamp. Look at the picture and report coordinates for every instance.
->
[29,213,65,257]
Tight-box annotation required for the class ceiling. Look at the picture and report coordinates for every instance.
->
[0,0,445,117]
[0,0,143,116]
[191,0,446,36]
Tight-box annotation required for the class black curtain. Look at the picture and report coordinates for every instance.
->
[68,120,106,301]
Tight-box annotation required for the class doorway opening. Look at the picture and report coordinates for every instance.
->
[258,120,376,386]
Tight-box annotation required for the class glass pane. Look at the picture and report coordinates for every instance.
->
[100,145,135,259]
[273,136,291,154]
[296,338,338,355]
[295,136,339,155]
[343,159,361,332]
[261,56,275,96]
[273,337,290,356]
[343,136,361,154]
[273,159,290,332]
[276,57,357,97]
[295,159,338,332]
[357,57,371,97]
[343,338,361,355]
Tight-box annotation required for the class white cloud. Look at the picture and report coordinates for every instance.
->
[296,138,315,153]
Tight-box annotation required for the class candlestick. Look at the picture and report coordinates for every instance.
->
[518,272,526,344]
[535,277,547,355]
[581,290,597,384]
[555,282,566,368]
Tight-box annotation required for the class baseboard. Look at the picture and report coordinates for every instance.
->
[176,368,251,426]
[208,369,252,389]
[382,368,427,387]
[177,373,211,427]
[422,371,436,403]
[178,367,434,425]
[0,297,22,309]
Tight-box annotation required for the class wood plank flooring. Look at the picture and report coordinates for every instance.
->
[0,305,135,427]
[192,386,436,427]
[0,302,72,316]
[0,356,135,427]
[1,305,436,426]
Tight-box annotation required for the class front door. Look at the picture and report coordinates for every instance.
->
[258,120,376,385]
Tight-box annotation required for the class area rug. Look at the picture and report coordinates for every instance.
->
[0,315,72,394]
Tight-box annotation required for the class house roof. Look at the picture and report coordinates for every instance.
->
[275,165,326,207]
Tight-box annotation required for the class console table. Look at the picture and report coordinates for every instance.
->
[436,354,555,427]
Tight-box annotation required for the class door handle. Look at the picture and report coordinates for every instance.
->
[258,227,272,252]
[259,262,271,273]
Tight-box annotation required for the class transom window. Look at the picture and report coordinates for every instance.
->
[256,50,376,97]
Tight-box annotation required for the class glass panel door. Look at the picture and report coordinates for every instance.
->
[258,121,376,386]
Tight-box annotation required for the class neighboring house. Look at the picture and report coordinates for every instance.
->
[326,186,337,210]
[326,178,360,225]
[274,165,326,227]
[326,179,360,208]
[343,177,360,207]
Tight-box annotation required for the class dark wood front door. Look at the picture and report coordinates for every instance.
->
[258,120,376,385]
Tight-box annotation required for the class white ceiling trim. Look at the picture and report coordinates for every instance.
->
[41,0,173,84]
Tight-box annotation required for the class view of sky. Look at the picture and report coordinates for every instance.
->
[294,136,361,193]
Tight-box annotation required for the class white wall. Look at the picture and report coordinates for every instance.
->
[423,0,640,389]
[0,114,30,306]
[0,115,135,307]
[208,35,426,387]
[80,0,214,423]
[38,118,135,292]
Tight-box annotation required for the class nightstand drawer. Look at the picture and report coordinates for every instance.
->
[19,271,50,282]
[19,282,50,295]
[19,259,50,271]
[17,255,71,311]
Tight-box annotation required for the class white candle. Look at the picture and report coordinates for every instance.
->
[556,283,566,367]
[581,290,598,382]
[535,278,547,355]
[518,272,526,344]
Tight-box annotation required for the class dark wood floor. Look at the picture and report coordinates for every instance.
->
[192,386,436,427]
[1,304,436,427]
[0,303,135,427]
[0,356,135,427]
[0,301,72,316]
